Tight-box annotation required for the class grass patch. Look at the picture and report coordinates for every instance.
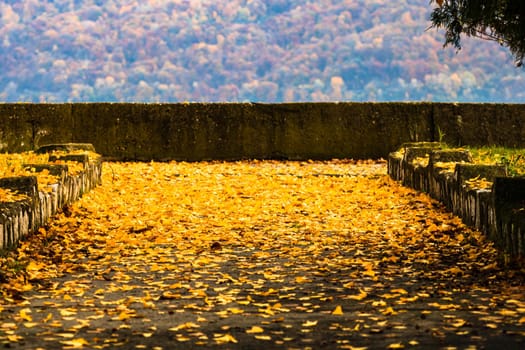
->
[467,147,525,177]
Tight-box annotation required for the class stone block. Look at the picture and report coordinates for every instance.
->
[48,154,90,170]
[0,176,38,198]
[36,143,96,154]
[400,141,443,149]
[23,164,69,181]
[490,177,525,263]
[387,152,403,181]
[429,149,473,167]
[0,176,37,249]
[454,164,507,188]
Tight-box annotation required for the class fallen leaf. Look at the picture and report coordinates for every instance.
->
[19,308,32,322]
[246,326,265,334]
[59,309,77,317]
[295,276,311,283]
[60,338,89,348]
[332,305,344,315]
[302,320,318,327]
[451,319,467,328]
[214,333,238,344]
[168,322,200,332]
[348,289,368,301]
[382,307,398,316]
[254,335,272,340]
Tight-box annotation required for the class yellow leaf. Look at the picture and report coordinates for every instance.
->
[295,276,311,283]
[1,322,17,330]
[451,319,467,328]
[362,269,376,277]
[254,335,272,340]
[372,300,387,307]
[19,308,32,322]
[60,338,89,348]
[60,309,77,317]
[246,326,265,334]
[214,333,238,344]
[481,262,498,271]
[339,346,368,350]
[116,310,135,321]
[57,333,75,338]
[332,305,344,315]
[428,302,458,310]
[7,335,23,342]
[445,267,463,275]
[348,289,367,301]
[387,343,405,349]
[302,320,318,327]
[343,281,355,288]
[168,322,200,332]
[26,261,44,272]
[390,288,408,295]
[259,288,278,296]
[227,307,244,314]
[518,316,525,324]
[498,309,517,316]
[176,335,191,342]
[382,307,398,316]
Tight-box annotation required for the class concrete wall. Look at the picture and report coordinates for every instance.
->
[0,102,523,160]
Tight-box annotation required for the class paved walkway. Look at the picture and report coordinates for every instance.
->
[1,160,524,349]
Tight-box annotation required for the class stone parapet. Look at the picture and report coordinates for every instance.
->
[388,143,524,266]
[0,144,102,251]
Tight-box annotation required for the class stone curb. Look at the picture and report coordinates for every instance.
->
[388,142,524,266]
[0,144,102,251]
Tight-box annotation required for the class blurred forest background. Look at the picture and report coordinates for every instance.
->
[0,0,524,103]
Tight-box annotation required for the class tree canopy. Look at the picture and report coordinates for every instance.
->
[429,0,525,66]
[1,1,524,102]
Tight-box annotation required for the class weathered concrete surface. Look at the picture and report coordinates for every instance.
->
[67,102,434,160]
[0,102,435,160]
[0,104,74,153]
[432,103,525,147]
[1,102,523,161]
[493,177,525,263]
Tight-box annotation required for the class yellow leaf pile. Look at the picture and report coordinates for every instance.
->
[0,159,524,349]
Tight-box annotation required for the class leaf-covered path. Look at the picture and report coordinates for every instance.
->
[1,160,524,349]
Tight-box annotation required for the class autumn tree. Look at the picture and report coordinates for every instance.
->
[429,0,525,66]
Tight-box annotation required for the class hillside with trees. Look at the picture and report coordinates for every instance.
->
[0,0,523,102]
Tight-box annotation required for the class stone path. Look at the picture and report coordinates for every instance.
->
[1,160,524,349]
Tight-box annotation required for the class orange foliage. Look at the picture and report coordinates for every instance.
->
[0,0,522,102]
